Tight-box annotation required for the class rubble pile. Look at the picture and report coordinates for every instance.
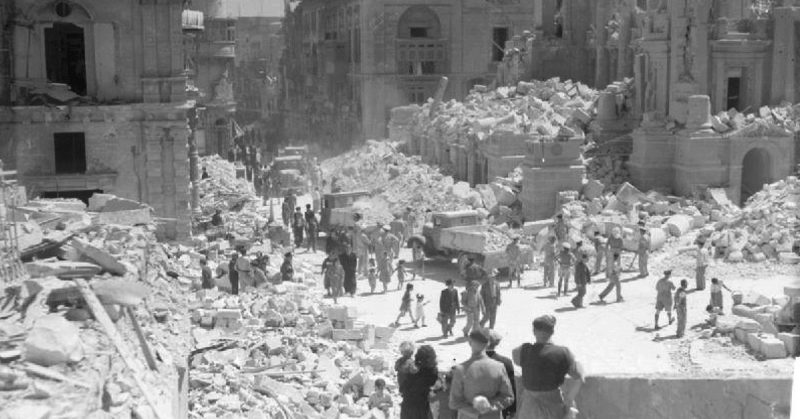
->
[188,275,404,418]
[321,140,478,218]
[0,196,192,419]
[709,103,800,136]
[410,77,598,145]
[198,155,256,215]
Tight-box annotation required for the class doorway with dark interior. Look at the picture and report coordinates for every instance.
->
[41,189,103,205]
[45,22,87,95]
[740,147,771,204]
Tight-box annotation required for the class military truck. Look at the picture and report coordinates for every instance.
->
[271,155,307,196]
[319,190,370,233]
[407,210,533,275]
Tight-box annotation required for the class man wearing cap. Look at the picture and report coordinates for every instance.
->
[570,253,591,308]
[655,270,676,329]
[280,252,294,283]
[556,243,574,297]
[513,315,584,419]
[486,330,517,419]
[505,237,522,288]
[480,272,503,329]
[637,227,651,278]
[542,236,556,288]
[450,329,515,419]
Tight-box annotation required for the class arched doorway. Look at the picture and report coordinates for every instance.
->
[740,147,771,204]
[397,6,441,39]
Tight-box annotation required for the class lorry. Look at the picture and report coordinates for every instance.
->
[319,190,371,233]
[407,210,533,276]
[271,155,307,196]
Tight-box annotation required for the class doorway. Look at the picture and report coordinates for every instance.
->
[41,189,103,205]
[740,148,771,204]
[726,76,741,111]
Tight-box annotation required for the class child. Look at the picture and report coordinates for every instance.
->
[366,378,393,418]
[709,277,731,312]
[393,283,416,326]
[414,293,429,328]
[367,257,377,294]
[394,259,415,290]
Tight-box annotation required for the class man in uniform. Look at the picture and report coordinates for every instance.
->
[637,227,651,278]
[505,236,522,288]
[654,270,675,329]
[557,243,574,297]
[571,253,591,308]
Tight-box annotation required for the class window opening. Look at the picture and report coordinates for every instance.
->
[54,132,87,174]
[726,77,741,111]
[492,27,509,62]
[45,23,87,95]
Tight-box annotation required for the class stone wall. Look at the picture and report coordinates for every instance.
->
[0,103,191,237]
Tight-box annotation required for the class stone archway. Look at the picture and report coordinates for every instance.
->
[740,147,771,204]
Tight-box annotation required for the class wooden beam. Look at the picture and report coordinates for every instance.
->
[74,278,170,419]
[126,306,158,371]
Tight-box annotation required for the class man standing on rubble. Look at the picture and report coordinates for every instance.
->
[228,252,240,295]
[281,252,294,283]
[606,227,623,279]
[679,242,710,290]
[637,227,651,278]
[505,236,522,288]
[292,207,305,248]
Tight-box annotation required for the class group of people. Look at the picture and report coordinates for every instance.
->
[394,314,583,419]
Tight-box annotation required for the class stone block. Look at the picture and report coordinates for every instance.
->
[332,329,364,341]
[326,306,350,322]
[97,208,152,226]
[758,337,787,359]
[734,318,761,332]
[88,193,116,211]
[753,313,778,334]
[777,252,800,264]
[734,328,748,343]
[24,315,84,366]
[374,326,395,339]
[71,238,127,276]
[742,292,772,307]
[777,333,799,356]
[215,309,242,320]
[582,179,604,200]
[746,332,762,351]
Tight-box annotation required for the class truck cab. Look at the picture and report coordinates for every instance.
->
[271,155,307,195]
[320,190,370,232]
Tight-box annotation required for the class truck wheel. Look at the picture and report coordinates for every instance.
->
[411,241,425,262]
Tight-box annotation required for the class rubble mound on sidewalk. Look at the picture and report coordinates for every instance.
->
[198,155,256,215]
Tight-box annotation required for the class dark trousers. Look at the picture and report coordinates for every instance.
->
[230,275,239,295]
[599,276,621,301]
[293,227,304,246]
[440,311,456,335]
[480,304,498,329]
[571,283,586,307]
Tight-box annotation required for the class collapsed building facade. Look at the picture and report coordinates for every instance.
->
[0,0,193,237]
[282,0,536,149]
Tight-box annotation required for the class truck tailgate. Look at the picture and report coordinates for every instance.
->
[439,226,488,253]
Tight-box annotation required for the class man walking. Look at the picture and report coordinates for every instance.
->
[339,245,358,297]
[306,212,318,253]
[637,227,651,278]
[390,214,407,250]
[512,315,584,419]
[462,280,485,337]
[570,253,590,308]
[480,272,503,329]
[450,329,515,419]
[606,227,623,278]
[675,279,689,338]
[654,270,675,329]
[439,279,460,337]
[598,253,623,303]
[557,243,574,297]
[505,236,522,288]
[383,226,400,260]
[542,236,556,287]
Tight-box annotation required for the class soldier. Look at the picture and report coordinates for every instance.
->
[654,270,675,329]
[637,227,651,278]
[542,236,557,287]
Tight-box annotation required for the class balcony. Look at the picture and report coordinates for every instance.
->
[182,10,204,32]
[396,39,448,75]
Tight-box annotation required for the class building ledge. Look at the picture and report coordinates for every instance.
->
[21,173,118,191]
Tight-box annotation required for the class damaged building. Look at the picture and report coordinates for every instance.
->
[0,0,193,237]
[282,0,536,149]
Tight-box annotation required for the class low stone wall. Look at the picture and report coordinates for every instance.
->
[562,374,792,419]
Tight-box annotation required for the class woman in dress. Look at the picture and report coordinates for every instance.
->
[400,345,439,419]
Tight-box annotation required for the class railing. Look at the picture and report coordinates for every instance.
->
[182,10,204,32]
[396,39,448,75]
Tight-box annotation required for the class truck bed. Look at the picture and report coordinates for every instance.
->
[439,225,511,254]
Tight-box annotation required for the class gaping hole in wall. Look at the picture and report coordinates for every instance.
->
[726,76,741,111]
[409,27,428,38]
[492,27,509,62]
[741,147,771,204]
[53,132,87,174]
[41,189,102,205]
[45,23,87,96]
